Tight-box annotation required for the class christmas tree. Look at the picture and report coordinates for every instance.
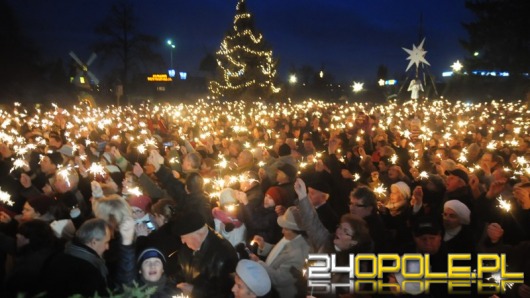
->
[209,0,280,100]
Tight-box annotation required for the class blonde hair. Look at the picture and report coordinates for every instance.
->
[93,194,132,229]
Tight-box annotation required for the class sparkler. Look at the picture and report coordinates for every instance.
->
[419,171,429,179]
[0,187,14,206]
[488,272,514,290]
[373,184,387,199]
[57,165,73,188]
[128,186,143,197]
[87,163,106,179]
[496,195,511,212]
[137,144,147,154]
[10,158,28,173]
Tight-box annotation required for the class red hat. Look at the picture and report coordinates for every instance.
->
[128,195,152,212]
[265,186,289,206]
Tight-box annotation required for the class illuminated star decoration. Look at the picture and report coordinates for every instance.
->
[402,38,430,71]
[352,82,364,92]
[451,60,463,72]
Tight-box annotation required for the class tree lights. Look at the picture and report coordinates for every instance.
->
[209,0,280,100]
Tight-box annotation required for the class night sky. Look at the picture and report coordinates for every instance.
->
[8,0,474,83]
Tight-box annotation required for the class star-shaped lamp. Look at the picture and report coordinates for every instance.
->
[451,60,463,72]
[402,38,430,71]
[352,82,364,92]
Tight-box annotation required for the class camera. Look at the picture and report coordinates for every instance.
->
[163,141,173,147]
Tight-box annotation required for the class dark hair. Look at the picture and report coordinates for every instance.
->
[340,214,371,244]
[350,186,377,210]
[186,172,204,194]
[151,199,177,221]
[18,219,56,252]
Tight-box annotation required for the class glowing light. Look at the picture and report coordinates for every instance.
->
[497,196,511,212]
[352,82,364,92]
[373,184,387,199]
[451,60,463,72]
[87,163,106,178]
[0,188,14,206]
[128,187,143,197]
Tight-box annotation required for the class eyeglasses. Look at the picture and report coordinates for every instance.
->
[336,225,354,237]
[132,209,145,214]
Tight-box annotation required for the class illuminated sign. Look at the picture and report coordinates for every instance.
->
[147,74,173,82]
[307,253,523,295]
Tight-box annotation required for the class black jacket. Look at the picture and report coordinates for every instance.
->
[176,227,238,298]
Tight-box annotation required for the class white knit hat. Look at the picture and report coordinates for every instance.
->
[392,181,411,200]
[444,200,471,225]
[236,259,271,296]
[219,188,236,206]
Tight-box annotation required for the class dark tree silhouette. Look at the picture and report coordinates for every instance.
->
[92,0,164,103]
[461,0,530,76]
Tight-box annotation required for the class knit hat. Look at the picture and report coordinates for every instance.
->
[219,188,236,206]
[413,216,442,236]
[277,163,297,182]
[27,195,55,215]
[278,143,292,157]
[137,248,166,267]
[265,186,289,206]
[236,259,271,296]
[277,206,302,231]
[128,195,152,212]
[308,180,331,195]
[391,182,411,200]
[172,211,206,236]
[46,152,64,167]
[445,169,469,184]
[444,200,471,225]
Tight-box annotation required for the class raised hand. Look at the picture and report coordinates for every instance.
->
[294,178,307,199]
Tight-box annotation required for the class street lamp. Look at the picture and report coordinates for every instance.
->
[166,39,176,69]
[289,74,297,84]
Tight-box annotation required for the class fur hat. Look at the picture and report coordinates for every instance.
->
[236,259,271,296]
[392,181,411,200]
[265,186,289,206]
[277,206,302,231]
[444,200,471,225]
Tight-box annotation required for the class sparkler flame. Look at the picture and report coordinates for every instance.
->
[0,188,14,206]
[496,196,511,212]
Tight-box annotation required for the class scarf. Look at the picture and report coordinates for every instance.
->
[212,207,242,228]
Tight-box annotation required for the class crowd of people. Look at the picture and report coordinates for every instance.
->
[0,98,528,298]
